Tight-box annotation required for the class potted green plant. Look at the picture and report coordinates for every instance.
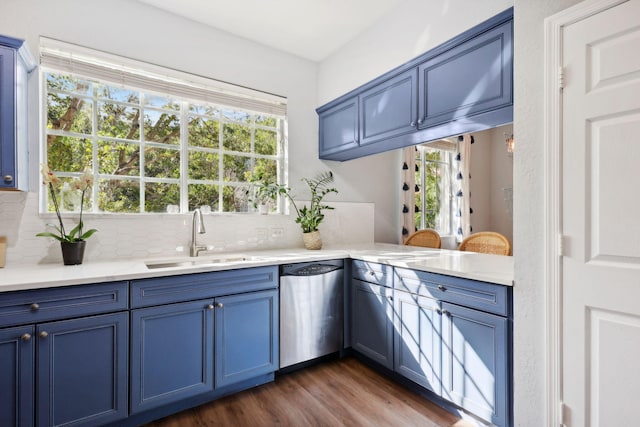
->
[36,164,98,265]
[245,178,290,214]
[285,171,338,250]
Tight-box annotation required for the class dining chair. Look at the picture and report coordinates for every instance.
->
[458,231,511,255]
[404,229,442,249]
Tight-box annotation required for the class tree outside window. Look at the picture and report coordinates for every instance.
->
[44,72,286,215]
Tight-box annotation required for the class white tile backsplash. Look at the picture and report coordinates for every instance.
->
[0,192,374,266]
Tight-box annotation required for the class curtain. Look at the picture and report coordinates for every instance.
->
[455,134,474,241]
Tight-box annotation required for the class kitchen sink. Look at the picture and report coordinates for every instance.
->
[145,255,261,270]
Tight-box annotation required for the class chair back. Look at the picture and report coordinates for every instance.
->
[458,231,511,255]
[404,229,442,249]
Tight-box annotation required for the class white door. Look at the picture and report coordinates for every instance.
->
[562,1,640,426]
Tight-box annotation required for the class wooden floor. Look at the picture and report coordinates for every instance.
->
[145,357,475,427]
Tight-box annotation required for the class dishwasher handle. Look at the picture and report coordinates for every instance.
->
[281,264,343,276]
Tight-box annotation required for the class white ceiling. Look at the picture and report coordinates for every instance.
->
[135,0,403,62]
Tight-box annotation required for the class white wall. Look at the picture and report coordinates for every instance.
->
[0,0,375,264]
[469,124,514,244]
[513,0,582,425]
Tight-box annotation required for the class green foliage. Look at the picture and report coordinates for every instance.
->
[286,171,338,233]
[44,72,283,214]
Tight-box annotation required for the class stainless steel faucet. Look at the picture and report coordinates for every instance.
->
[190,208,207,257]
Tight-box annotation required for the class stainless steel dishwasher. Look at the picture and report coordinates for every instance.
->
[279,260,344,369]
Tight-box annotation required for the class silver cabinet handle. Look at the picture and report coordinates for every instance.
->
[3,175,13,182]
[436,308,442,315]
[21,333,32,341]
[418,118,424,125]
[441,309,449,316]
[39,331,49,339]
[368,271,376,276]
[216,302,223,308]
[30,303,40,311]
[207,304,215,310]
[437,285,445,291]
[410,121,416,127]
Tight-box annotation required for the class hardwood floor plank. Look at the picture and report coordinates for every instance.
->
[145,357,474,427]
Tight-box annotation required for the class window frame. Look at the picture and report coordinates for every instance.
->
[415,144,456,236]
[39,44,288,216]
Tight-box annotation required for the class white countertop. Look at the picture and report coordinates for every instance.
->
[0,243,514,292]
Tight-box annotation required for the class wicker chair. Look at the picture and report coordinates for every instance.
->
[404,229,442,249]
[458,231,511,255]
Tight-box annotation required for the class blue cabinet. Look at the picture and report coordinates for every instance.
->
[441,302,508,427]
[317,8,512,161]
[130,299,214,414]
[215,289,278,388]
[0,281,129,426]
[359,68,418,146]
[417,19,513,131]
[394,267,511,427]
[393,290,441,395]
[36,312,129,426]
[318,96,358,158]
[0,325,34,427]
[351,279,394,370]
[0,35,35,190]
[129,266,279,417]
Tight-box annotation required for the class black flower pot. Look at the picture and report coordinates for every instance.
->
[61,241,86,265]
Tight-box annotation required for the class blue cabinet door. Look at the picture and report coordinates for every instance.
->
[417,20,513,129]
[359,68,418,146]
[130,299,214,413]
[441,302,509,427]
[36,312,128,426]
[393,290,442,395]
[0,325,34,427]
[0,44,16,189]
[214,289,278,388]
[318,96,359,159]
[351,279,393,369]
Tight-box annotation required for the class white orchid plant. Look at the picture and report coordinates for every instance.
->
[36,164,98,243]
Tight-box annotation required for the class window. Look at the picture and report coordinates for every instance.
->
[41,39,287,215]
[414,144,456,235]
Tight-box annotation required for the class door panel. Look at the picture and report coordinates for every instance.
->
[562,1,640,425]
[351,280,393,369]
[359,69,417,145]
[130,299,213,413]
[37,312,128,426]
[441,303,508,427]
[393,290,441,394]
[0,325,33,427]
[318,96,359,158]
[215,290,278,388]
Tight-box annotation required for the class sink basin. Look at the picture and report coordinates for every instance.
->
[145,255,259,270]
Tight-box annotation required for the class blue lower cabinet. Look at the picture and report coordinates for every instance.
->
[393,291,442,395]
[0,325,34,427]
[36,312,128,427]
[351,280,393,369]
[130,299,214,413]
[441,302,508,427]
[215,289,278,388]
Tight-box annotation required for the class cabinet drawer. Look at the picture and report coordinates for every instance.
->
[351,260,393,287]
[131,266,278,308]
[394,268,509,316]
[0,281,128,328]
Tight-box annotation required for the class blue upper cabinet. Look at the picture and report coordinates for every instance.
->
[359,68,418,146]
[417,19,513,131]
[0,35,35,190]
[317,8,513,161]
[318,95,359,158]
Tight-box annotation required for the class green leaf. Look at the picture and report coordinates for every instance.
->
[35,232,64,242]
[80,229,98,240]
